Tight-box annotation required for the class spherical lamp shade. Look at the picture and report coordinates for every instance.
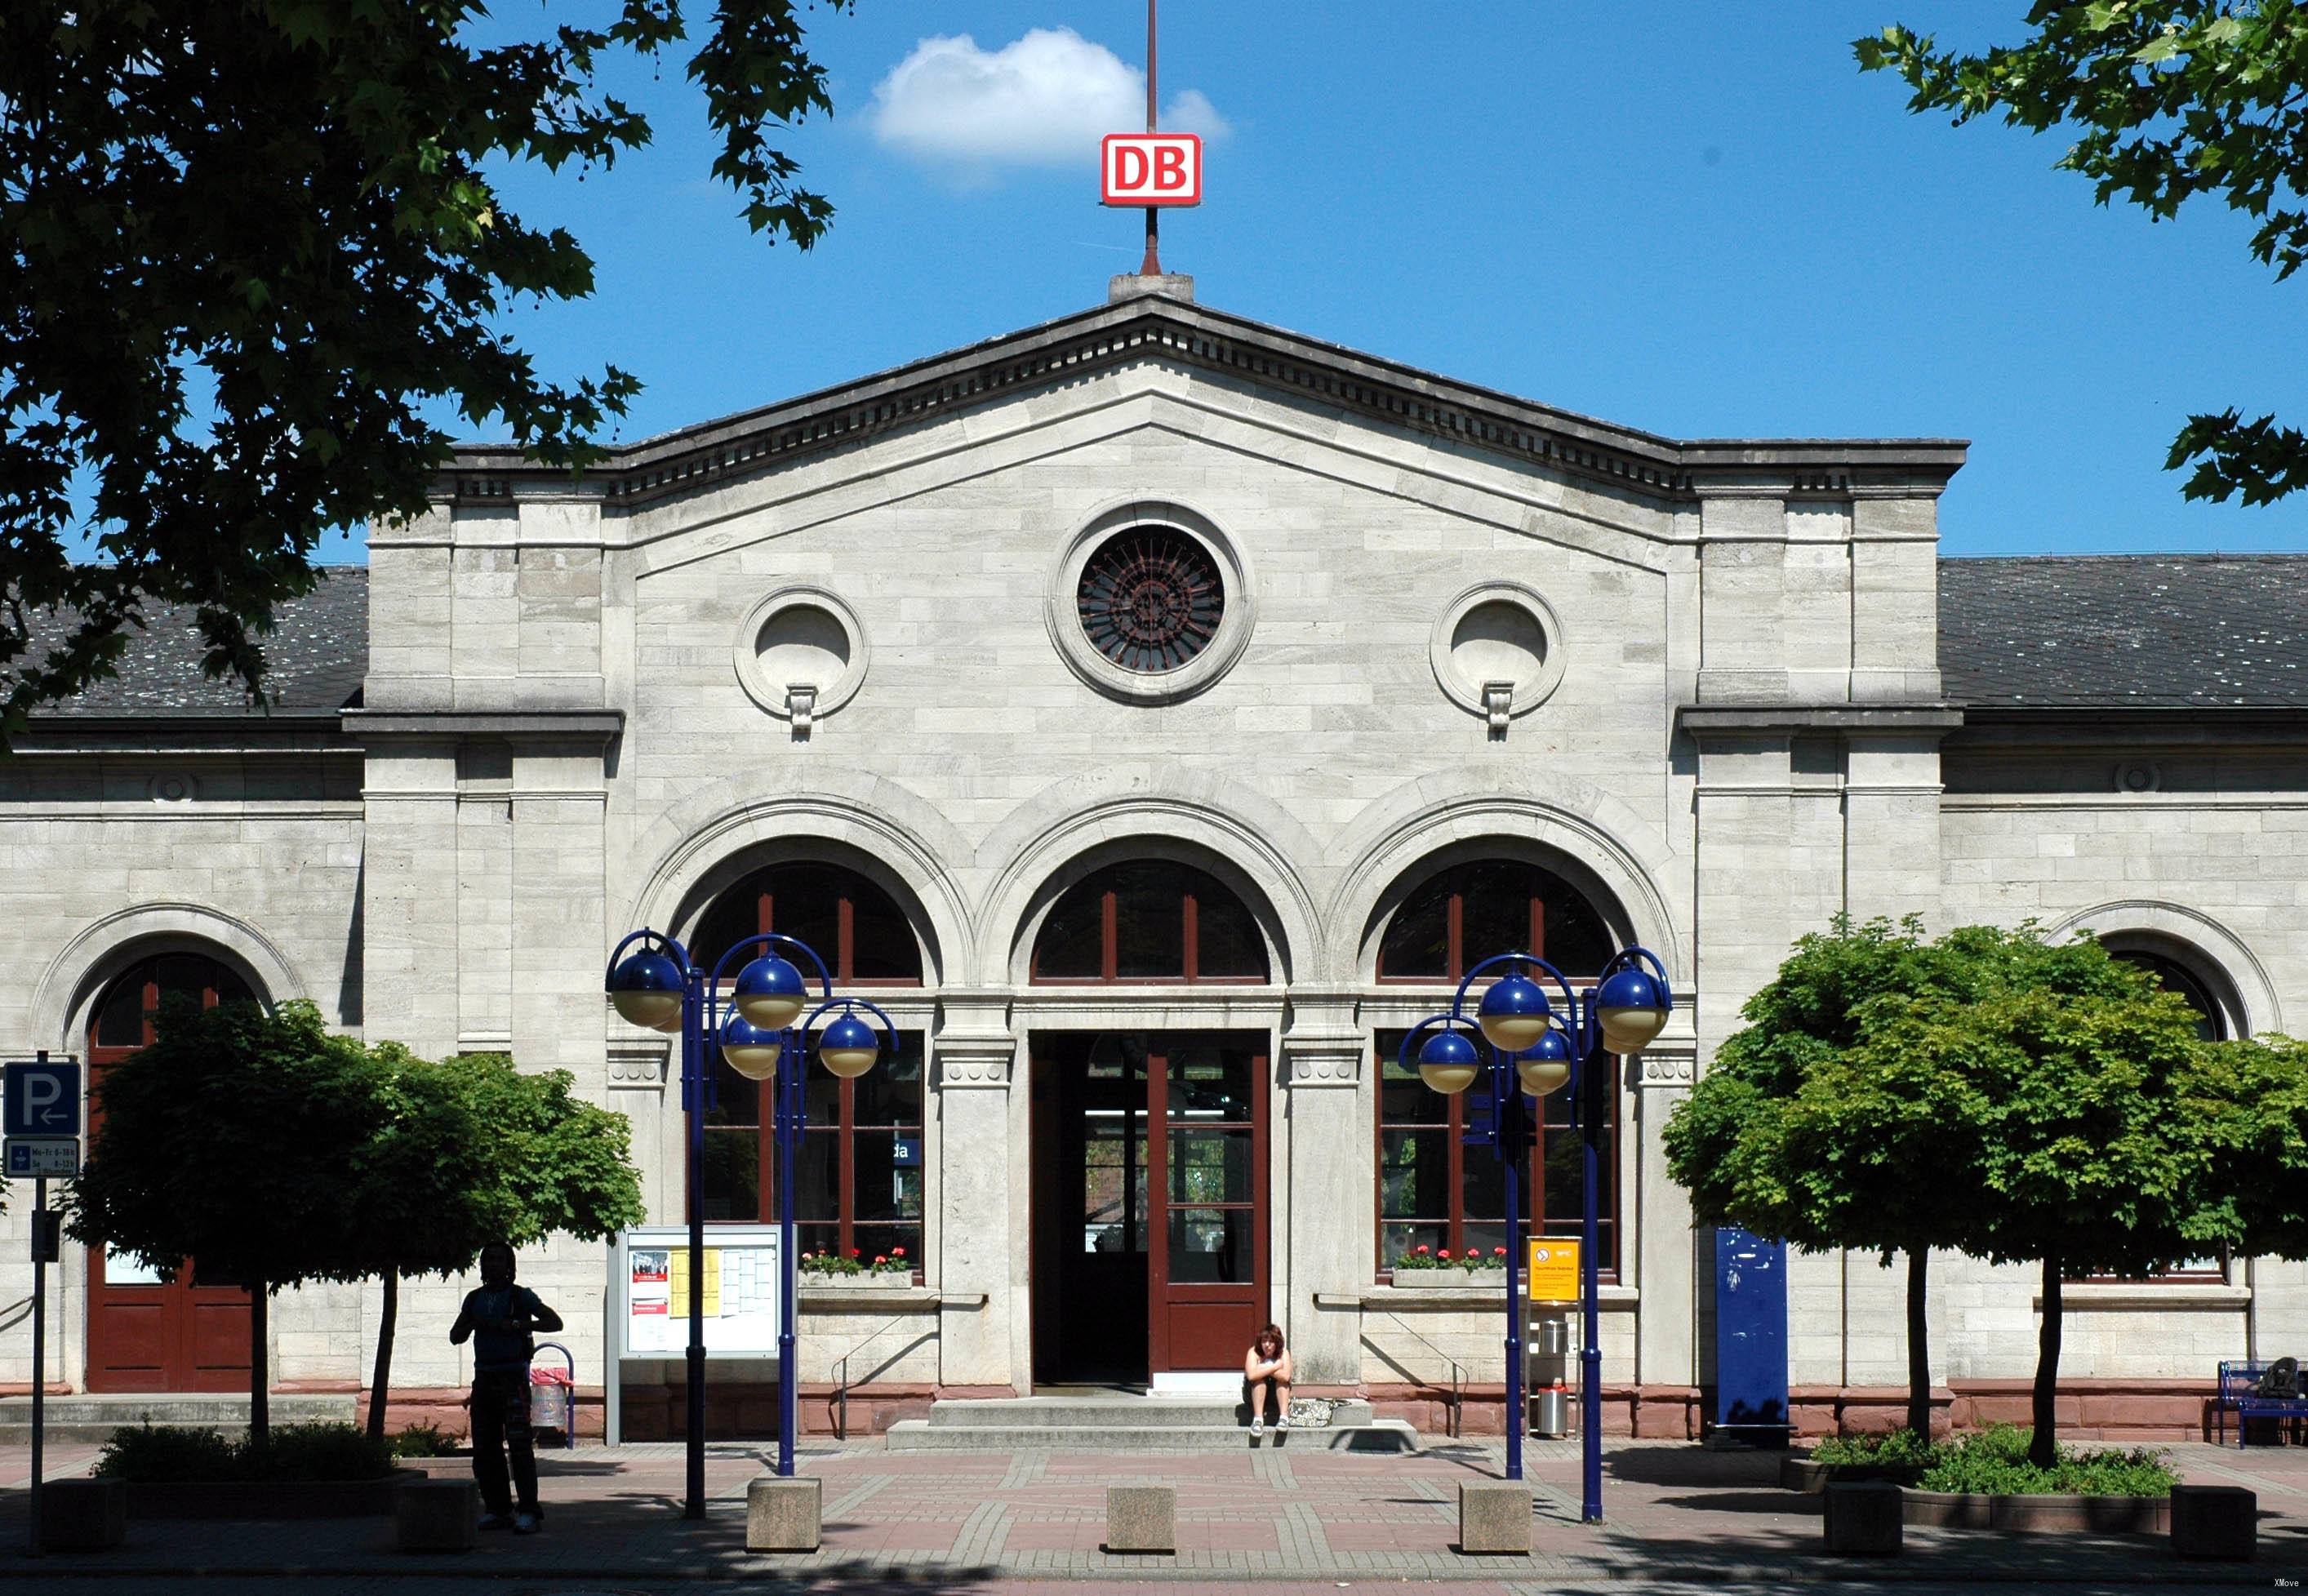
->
[1476,972,1553,1053]
[1416,1028,1482,1096]
[732,954,807,1030]
[817,1011,882,1079]
[1515,1025,1573,1098]
[608,949,685,1030]
[1595,965,1670,1054]
[719,1011,786,1080]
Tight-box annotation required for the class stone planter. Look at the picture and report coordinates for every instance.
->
[1781,1456,1926,1494]
[1900,1487,2169,1534]
[798,1271,911,1290]
[1392,1268,1507,1290]
[126,1469,425,1519]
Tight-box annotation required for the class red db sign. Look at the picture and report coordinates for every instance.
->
[1101,133,1202,207]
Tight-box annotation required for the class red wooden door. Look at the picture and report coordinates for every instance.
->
[83,955,254,1393]
[1145,1035,1268,1373]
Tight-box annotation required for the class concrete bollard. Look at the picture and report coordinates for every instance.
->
[395,1479,478,1553]
[1457,1480,1532,1554]
[1823,1481,1903,1555]
[42,1478,127,1552]
[1105,1483,1176,1553]
[745,1475,821,1552]
[2170,1484,2256,1561]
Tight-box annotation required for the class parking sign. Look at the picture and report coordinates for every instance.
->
[2,1059,80,1137]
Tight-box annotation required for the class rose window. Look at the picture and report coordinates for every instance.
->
[1075,529,1224,674]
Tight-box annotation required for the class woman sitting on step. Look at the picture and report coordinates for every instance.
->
[1243,1323,1293,1438]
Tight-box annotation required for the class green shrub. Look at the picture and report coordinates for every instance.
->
[91,1424,239,1482]
[1916,1424,2176,1497]
[91,1421,395,1483]
[1811,1428,1941,1469]
[387,1421,461,1458]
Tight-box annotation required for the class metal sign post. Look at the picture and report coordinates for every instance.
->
[7,1049,80,1560]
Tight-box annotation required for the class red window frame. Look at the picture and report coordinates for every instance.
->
[1029,860,1270,985]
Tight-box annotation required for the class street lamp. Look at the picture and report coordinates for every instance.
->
[1402,947,1670,1518]
[607,928,896,1518]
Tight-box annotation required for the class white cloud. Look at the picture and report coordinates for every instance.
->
[869,28,1229,171]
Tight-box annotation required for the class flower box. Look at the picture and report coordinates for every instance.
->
[1392,1267,1508,1289]
[797,1271,909,1290]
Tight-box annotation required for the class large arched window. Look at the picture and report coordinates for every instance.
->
[2113,949,2226,1043]
[1376,857,1614,981]
[1030,860,1270,983]
[90,954,256,1051]
[689,860,922,985]
[691,861,924,1266]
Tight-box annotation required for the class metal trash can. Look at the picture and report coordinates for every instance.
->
[1536,1318,1570,1358]
[528,1341,576,1448]
[1532,1384,1570,1438]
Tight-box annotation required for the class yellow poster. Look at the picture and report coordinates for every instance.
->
[1528,1238,1581,1301]
[666,1244,723,1318]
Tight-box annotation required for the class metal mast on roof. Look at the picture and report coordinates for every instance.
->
[1140,0,1162,276]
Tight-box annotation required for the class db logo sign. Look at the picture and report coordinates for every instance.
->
[1101,133,1202,207]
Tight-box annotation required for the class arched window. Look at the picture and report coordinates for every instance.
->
[90,954,256,1052]
[1031,860,1270,983]
[690,861,922,985]
[1376,858,1614,981]
[2113,950,2226,1043]
[689,861,926,1264]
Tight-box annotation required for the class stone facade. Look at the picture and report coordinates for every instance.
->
[2,283,2300,1438]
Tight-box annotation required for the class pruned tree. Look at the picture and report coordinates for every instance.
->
[0,1,848,743]
[1858,4,2308,505]
[65,999,387,1448]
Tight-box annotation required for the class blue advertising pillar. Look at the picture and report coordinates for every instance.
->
[1711,1226,1790,1444]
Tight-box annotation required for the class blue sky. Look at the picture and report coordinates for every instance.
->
[378,1,2308,561]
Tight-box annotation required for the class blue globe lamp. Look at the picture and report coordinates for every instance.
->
[732,953,808,1030]
[1476,970,1553,1052]
[1514,1021,1573,1098]
[718,1011,785,1080]
[1594,965,1671,1054]
[816,1009,883,1078]
[607,948,685,1030]
[1415,1025,1482,1095]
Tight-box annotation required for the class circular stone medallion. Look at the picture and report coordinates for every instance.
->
[1076,528,1224,674]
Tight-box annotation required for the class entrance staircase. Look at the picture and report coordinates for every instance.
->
[885,1393,1418,1452]
[0,1392,356,1445]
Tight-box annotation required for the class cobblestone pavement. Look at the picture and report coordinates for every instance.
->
[0,1434,2302,1587]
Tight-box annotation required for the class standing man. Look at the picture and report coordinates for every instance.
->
[451,1242,564,1532]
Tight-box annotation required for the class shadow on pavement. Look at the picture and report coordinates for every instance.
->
[1603,1445,1785,1487]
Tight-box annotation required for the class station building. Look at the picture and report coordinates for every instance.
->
[4,278,2305,1439]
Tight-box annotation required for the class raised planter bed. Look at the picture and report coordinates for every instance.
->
[1899,1488,2169,1534]
[1781,1456,1924,1494]
[1390,1269,1507,1290]
[798,1272,911,1291]
[124,1469,425,1520]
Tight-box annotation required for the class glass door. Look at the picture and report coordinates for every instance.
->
[1146,1034,1268,1372]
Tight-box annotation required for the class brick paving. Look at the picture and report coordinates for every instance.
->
[0,1434,2302,1585]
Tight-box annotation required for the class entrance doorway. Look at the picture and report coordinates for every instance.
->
[83,954,256,1393]
[1029,1031,1268,1386]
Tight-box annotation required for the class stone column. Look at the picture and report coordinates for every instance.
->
[1280,1003,1366,1386]
[1631,1018,1700,1400]
[932,996,1021,1393]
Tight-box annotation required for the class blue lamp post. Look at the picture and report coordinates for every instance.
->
[1403,947,1671,1518]
[607,928,896,1518]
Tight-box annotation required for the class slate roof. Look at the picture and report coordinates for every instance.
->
[1938,555,2308,709]
[31,566,368,718]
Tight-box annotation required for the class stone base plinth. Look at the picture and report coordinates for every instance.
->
[2171,1484,2256,1561]
[394,1480,476,1552]
[746,1476,821,1552]
[42,1478,127,1551]
[1456,1481,1531,1554]
[1824,1482,1902,1554]
[1105,1484,1176,1553]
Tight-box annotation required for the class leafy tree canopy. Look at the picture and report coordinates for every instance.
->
[1858,2,2308,505]
[0,0,847,745]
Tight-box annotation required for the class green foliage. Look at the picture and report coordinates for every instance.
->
[0,1,848,742]
[438,1052,648,1258]
[1857,3,2308,505]
[1810,1427,1941,1469]
[66,999,389,1290]
[1914,1425,2177,1497]
[91,1421,394,1482]
[386,1421,461,1459]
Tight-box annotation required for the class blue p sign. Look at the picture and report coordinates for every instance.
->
[2,1060,80,1137]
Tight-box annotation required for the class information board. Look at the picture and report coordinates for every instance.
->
[1527,1238,1581,1302]
[611,1225,782,1360]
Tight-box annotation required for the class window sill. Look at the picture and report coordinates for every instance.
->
[1324,1283,1638,1310]
[798,1284,942,1309]
[2038,1283,2248,1309]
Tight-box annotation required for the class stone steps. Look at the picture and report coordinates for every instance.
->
[886,1394,1418,1453]
[0,1392,357,1445]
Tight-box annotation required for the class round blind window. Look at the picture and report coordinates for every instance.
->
[1075,528,1224,674]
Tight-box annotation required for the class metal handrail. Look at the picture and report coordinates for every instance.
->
[830,1311,933,1441]
[1361,1309,1469,1439]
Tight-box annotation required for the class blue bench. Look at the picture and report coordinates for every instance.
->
[2217,1359,2308,1447]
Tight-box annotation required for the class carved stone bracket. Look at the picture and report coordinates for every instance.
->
[1632,1040,1699,1088]
[935,998,1017,1088]
[607,1034,670,1089]
[1282,1003,1365,1087]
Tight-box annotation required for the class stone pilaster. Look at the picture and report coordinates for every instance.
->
[1630,1018,1699,1389]
[1280,1002,1366,1385]
[932,995,1021,1389]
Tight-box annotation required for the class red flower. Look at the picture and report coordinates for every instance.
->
[849,1249,861,1258]
[874,1255,888,1265]
[1414,1245,1430,1256]
[1438,1249,1452,1261]
[892,1247,906,1258]
[1494,1247,1507,1257]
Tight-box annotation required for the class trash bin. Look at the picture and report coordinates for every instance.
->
[1536,1317,1570,1358]
[529,1341,576,1448]
[1532,1381,1570,1438]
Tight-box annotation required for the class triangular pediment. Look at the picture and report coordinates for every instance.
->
[442,290,1963,509]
